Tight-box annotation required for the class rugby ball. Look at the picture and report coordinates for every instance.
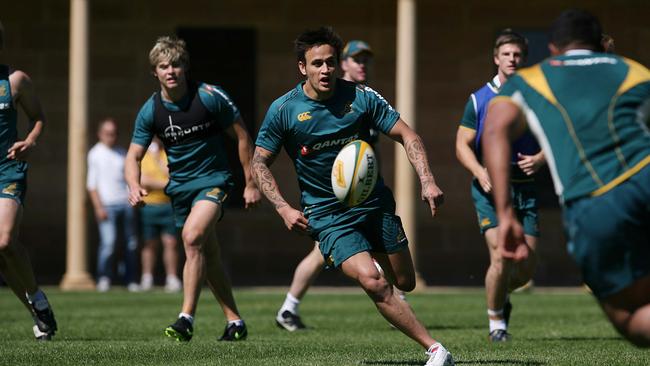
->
[331,140,378,207]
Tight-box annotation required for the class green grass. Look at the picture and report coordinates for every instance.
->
[1,287,649,365]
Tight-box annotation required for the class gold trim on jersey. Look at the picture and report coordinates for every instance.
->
[618,58,650,95]
[458,125,476,132]
[518,65,604,187]
[591,155,650,197]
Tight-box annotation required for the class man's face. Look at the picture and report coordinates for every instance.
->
[154,59,187,91]
[341,51,373,83]
[98,121,118,147]
[299,44,337,99]
[494,43,524,78]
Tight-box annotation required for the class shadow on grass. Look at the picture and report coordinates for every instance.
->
[360,360,425,365]
[361,360,544,365]
[535,336,622,342]
[456,361,545,365]
[425,324,483,331]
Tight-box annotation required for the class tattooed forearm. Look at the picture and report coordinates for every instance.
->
[251,150,289,210]
[404,135,435,182]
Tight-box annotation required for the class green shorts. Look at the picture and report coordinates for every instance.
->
[471,179,539,237]
[314,201,409,268]
[139,203,177,240]
[563,166,650,300]
[168,186,229,228]
[0,161,28,205]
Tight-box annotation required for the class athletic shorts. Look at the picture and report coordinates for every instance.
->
[563,165,650,300]
[471,179,539,237]
[139,203,177,240]
[168,185,229,228]
[0,161,27,204]
[314,204,409,268]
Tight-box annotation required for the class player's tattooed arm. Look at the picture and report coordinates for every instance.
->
[388,119,444,216]
[251,147,288,210]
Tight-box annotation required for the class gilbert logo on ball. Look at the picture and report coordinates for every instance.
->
[331,140,378,207]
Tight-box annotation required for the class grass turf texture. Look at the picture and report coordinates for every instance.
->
[1,288,649,365]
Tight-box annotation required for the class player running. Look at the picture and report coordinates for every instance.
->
[125,36,261,342]
[0,21,57,341]
[483,9,650,347]
[252,27,453,366]
[455,29,544,342]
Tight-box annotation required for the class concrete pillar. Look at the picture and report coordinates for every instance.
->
[60,0,94,290]
[395,0,426,288]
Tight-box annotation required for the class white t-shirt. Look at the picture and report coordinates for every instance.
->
[86,143,129,206]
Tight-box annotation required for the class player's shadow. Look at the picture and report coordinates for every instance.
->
[425,324,484,331]
[535,336,622,342]
[360,360,430,366]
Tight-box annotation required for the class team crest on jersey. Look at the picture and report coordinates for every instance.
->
[480,217,492,227]
[297,111,312,122]
[2,183,18,196]
[0,85,6,97]
[205,187,223,200]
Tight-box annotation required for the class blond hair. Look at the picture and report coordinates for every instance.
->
[148,36,189,69]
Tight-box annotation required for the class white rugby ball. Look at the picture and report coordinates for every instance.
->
[331,140,378,207]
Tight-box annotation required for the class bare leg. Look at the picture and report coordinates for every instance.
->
[288,243,324,299]
[203,228,241,321]
[0,255,31,311]
[485,228,510,320]
[0,199,37,295]
[179,200,220,316]
[508,234,537,291]
[141,238,158,279]
[600,274,650,347]
[161,233,179,278]
[341,250,435,349]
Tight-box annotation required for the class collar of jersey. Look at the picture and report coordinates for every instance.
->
[564,49,594,56]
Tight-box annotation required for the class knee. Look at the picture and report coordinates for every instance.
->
[394,273,416,292]
[0,231,15,252]
[182,228,205,252]
[359,272,391,302]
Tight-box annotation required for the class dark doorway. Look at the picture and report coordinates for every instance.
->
[176,27,257,208]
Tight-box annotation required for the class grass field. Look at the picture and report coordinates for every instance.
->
[1,287,649,365]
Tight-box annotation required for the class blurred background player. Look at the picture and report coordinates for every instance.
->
[0,20,57,341]
[87,118,139,292]
[138,136,181,292]
[275,40,382,331]
[125,36,261,342]
[254,27,453,366]
[455,29,544,342]
[483,9,650,347]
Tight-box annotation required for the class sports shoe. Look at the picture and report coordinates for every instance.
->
[28,295,57,336]
[33,324,52,341]
[140,274,154,291]
[276,310,306,332]
[165,317,193,342]
[96,277,111,292]
[488,329,511,342]
[218,321,247,341]
[127,282,141,292]
[164,276,182,293]
[503,300,513,327]
[425,342,455,366]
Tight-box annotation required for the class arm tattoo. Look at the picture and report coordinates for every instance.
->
[404,135,434,181]
[251,150,288,210]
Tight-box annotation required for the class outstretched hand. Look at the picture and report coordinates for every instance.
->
[277,206,310,235]
[497,214,529,262]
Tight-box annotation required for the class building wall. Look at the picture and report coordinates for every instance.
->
[2,0,648,286]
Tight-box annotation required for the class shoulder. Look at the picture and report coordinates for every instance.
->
[269,87,303,115]
[198,82,235,103]
[136,95,156,118]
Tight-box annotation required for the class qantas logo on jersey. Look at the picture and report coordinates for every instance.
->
[297,111,312,122]
[549,57,617,67]
[299,134,359,156]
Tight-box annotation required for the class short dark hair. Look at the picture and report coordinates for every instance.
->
[494,29,528,58]
[549,9,603,51]
[294,26,343,64]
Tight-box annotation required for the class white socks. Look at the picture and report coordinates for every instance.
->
[487,308,506,332]
[228,319,244,327]
[179,312,194,325]
[280,293,301,315]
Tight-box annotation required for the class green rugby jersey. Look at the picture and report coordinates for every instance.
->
[0,65,27,173]
[256,79,400,221]
[132,82,239,191]
[495,50,650,203]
